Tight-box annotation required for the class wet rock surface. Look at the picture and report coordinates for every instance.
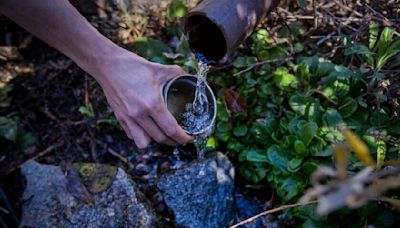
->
[20,160,158,228]
[157,152,236,228]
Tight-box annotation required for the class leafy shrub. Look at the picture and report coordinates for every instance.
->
[209,24,400,226]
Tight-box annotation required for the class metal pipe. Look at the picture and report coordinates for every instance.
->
[183,0,280,63]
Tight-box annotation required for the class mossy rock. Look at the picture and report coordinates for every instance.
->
[72,163,118,194]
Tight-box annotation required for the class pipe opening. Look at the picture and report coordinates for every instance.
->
[184,15,227,63]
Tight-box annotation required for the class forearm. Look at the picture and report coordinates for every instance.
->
[0,0,121,75]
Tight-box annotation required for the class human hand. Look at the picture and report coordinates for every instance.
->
[85,47,193,148]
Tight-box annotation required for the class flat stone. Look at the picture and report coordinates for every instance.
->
[20,160,158,228]
[157,152,235,228]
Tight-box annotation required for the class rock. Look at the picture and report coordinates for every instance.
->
[157,152,235,228]
[20,160,158,228]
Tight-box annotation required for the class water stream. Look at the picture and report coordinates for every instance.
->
[180,59,213,160]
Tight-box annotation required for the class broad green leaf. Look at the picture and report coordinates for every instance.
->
[233,124,248,137]
[276,177,304,201]
[344,43,374,56]
[0,116,18,142]
[370,108,390,126]
[298,122,318,146]
[264,116,278,134]
[376,140,386,169]
[306,101,323,124]
[258,46,288,61]
[289,95,311,115]
[288,157,303,172]
[274,67,296,89]
[246,149,268,162]
[339,97,358,118]
[233,56,257,68]
[302,161,318,176]
[267,146,290,172]
[377,27,394,59]
[323,109,344,127]
[227,141,245,153]
[369,23,379,50]
[251,167,268,183]
[376,38,400,69]
[294,139,306,154]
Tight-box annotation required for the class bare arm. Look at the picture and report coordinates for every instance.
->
[0,0,192,148]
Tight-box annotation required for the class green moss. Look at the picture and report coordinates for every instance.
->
[72,163,118,194]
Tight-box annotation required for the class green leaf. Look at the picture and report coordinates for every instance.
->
[306,101,323,124]
[323,109,344,127]
[370,108,390,126]
[267,146,290,172]
[288,157,303,172]
[289,95,311,115]
[78,106,94,118]
[344,43,374,56]
[246,149,269,162]
[251,167,268,183]
[206,137,216,149]
[376,38,400,69]
[339,97,358,118]
[258,46,288,61]
[369,23,379,50]
[264,116,278,135]
[277,177,304,201]
[297,122,318,146]
[376,140,386,169]
[233,124,248,137]
[0,116,18,142]
[377,27,394,58]
[133,37,172,59]
[274,67,296,89]
[166,0,188,21]
[233,56,257,68]
[294,139,306,154]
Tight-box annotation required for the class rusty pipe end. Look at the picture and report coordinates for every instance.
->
[183,13,227,63]
[183,0,281,64]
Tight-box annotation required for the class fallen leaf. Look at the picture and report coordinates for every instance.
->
[224,88,247,113]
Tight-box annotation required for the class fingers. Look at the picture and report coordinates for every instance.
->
[135,116,177,146]
[150,102,193,145]
[124,117,152,149]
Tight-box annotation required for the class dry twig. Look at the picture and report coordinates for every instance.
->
[229,200,318,228]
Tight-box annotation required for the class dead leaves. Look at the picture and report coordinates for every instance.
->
[224,88,247,113]
[300,166,400,216]
[300,129,400,216]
